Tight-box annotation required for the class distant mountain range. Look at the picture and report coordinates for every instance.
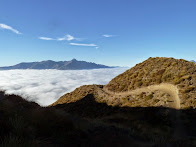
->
[0,59,113,70]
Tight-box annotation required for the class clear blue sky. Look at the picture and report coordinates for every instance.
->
[0,0,196,67]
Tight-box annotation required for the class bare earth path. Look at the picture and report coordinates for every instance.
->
[103,83,180,109]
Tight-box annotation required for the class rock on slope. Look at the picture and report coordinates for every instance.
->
[52,57,196,109]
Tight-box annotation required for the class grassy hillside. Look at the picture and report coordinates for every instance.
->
[53,57,196,109]
[105,57,196,108]
[51,85,97,106]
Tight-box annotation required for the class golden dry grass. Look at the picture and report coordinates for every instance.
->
[105,57,196,108]
[52,57,196,109]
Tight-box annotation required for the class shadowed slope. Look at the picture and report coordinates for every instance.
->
[0,93,196,145]
[53,93,196,145]
[3,91,195,146]
[0,92,144,146]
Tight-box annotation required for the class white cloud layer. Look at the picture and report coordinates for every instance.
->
[70,42,97,47]
[0,68,128,106]
[0,23,22,34]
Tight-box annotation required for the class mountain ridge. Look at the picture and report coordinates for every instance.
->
[1,57,196,145]
[0,59,113,70]
[52,57,196,109]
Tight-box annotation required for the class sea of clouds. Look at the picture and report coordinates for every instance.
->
[0,68,128,106]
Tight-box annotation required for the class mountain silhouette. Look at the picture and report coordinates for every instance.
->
[0,59,112,70]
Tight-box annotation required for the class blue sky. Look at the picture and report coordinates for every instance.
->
[0,0,196,67]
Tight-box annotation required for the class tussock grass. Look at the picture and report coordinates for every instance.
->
[105,57,196,108]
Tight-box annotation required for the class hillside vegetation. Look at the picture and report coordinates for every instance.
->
[105,57,196,109]
[53,57,196,109]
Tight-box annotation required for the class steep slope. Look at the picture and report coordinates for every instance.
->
[0,59,112,70]
[0,92,142,146]
[53,57,196,109]
[105,57,196,108]
[2,91,196,146]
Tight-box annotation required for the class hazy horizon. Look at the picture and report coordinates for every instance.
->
[0,58,128,68]
[0,57,195,68]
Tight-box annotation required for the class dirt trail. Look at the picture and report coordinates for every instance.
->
[103,83,180,109]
